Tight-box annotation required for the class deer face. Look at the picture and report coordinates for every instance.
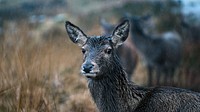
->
[65,20,129,78]
[124,14,151,33]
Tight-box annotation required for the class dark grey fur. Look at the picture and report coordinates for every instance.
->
[100,18,138,80]
[65,20,200,112]
[126,14,182,86]
[180,18,200,43]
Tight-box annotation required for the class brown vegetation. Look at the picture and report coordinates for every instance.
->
[0,22,96,112]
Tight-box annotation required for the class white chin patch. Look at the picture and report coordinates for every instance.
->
[82,73,97,78]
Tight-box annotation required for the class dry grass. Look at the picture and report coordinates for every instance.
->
[0,22,96,112]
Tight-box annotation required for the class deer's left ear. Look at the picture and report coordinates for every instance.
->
[111,20,129,47]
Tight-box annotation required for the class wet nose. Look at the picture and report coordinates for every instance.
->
[83,64,94,73]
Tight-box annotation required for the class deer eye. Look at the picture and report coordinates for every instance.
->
[81,48,86,54]
[105,48,112,54]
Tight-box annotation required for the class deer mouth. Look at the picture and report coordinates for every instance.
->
[81,70,99,78]
[83,73,97,78]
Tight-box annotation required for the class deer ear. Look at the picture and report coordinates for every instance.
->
[100,18,115,34]
[65,21,88,47]
[111,20,129,47]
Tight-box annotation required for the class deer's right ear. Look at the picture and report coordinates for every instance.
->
[65,21,88,47]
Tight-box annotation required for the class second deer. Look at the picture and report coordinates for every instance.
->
[126,14,182,86]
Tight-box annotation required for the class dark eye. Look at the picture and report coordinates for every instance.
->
[81,48,86,54]
[105,48,112,54]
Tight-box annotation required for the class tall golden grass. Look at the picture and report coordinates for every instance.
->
[0,22,96,112]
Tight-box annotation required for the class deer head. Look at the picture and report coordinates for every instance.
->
[65,20,129,79]
[124,13,151,34]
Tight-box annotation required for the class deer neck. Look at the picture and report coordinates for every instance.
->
[130,29,153,56]
[87,58,144,112]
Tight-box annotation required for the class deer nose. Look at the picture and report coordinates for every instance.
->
[83,64,94,73]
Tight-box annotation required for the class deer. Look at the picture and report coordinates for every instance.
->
[65,20,200,112]
[179,18,200,43]
[100,18,138,80]
[125,14,182,86]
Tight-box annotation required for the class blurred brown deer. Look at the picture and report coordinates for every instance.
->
[125,14,182,86]
[177,17,200,90]
[100,18,138,80]
[180,19,200,43]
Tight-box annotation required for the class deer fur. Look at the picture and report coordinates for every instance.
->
[126,14,182,86]
[65,20,200,112]
[100,18,138,80]
[180,18,200,43]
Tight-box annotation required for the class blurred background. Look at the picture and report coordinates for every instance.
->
[0,0,199,112]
